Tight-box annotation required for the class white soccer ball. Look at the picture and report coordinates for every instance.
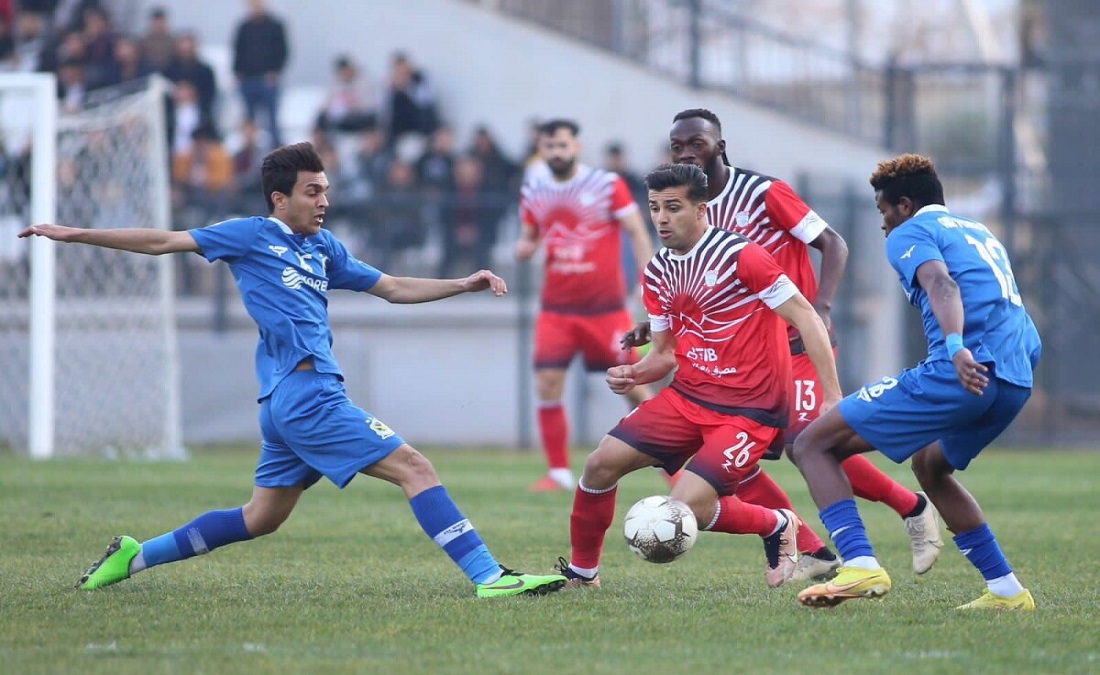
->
[623,495,698,564]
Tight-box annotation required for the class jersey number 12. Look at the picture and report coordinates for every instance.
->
[965,234,1022,306]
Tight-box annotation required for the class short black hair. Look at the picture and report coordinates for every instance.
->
[644,163,709,203]
[869,153,945,207]
[260,143,325,212]
[672,108,722,134]
[538,119,579,137]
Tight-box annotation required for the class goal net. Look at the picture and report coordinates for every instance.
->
[0,74,184,459]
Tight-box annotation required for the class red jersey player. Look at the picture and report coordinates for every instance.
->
[625,108,944,580]
[516,119,655,492]
[555,163,843,589]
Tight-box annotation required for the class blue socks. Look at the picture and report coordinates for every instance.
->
[409,485,501,584]
[820,498,876,562]
[954,523,1012,580]
[140,508,253,569]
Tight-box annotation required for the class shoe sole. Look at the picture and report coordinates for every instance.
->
[523,578,566,595]
[563,578,601,590]
[76,535,124,589]
[798,581,891,608]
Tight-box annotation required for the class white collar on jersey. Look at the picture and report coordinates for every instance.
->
[268,216,294,234]
[667,225,716,261]
[913,204,949,217]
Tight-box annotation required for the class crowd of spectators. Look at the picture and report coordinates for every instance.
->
[0,0,653,284]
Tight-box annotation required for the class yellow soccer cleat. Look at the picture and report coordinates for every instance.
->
[797,565,892,608]
[955,589,1035,611]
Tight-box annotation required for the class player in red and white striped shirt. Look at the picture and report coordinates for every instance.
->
[648,109,944,579]
[516,119,657,493]
[556,163,843,589]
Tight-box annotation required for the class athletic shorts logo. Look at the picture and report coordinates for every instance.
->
[367,416,395,439]
[856,376,899,402]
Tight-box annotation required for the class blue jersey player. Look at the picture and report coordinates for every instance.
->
[20,142,566,598]
[789,154,1041,610]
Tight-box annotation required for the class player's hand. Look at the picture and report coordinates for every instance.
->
[461,269,507,297]
[620,321,652,350]
[514,239,538,261]
[606,364,637,395]
[819,393,843,417]
[813,304,833,332]
[951,348,989,396]
[19,223,81,241]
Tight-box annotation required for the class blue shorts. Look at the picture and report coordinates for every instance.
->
[838,360,1030,470]
[256,370,406,489]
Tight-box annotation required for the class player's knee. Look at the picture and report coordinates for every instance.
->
[911,444,950,484]
[242,502,291,537]
[580,443,624,489]
[393,445,440,486]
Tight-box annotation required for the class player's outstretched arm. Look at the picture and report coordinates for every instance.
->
[773,292,843,413]
[914,259,989,395]
[367,269,508,304]
[19,224,201,256]
[514,222,540,261]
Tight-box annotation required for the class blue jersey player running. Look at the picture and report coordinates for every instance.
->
[20,142,566,598]
[789,153,1041,610]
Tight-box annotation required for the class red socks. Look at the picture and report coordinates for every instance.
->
[737,467,826,553]
[538,403,570,470]
[570,483,618,569]
[842,454,919,517]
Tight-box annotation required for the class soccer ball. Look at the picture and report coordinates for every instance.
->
[623,495,698,563]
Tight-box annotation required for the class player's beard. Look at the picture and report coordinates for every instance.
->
[547,156,576,179]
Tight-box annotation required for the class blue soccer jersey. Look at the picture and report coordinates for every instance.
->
[886,205,1041,388]
[190,216,382,399]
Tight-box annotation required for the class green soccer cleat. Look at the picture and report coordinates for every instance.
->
[77,535,140,590]
[797,565,892,608]
[475,566,566,598]
[955,588,1035,611]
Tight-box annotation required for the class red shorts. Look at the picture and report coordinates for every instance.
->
[608,388,781,496]
[534,309,638,371]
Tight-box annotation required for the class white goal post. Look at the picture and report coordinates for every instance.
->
[0,74,185,459]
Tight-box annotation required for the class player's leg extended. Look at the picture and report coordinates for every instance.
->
[787,353,941,574]
[76,485,292,590]
[533,312,577,491]
[366,443,565,597]
[789,406,891,607]
[912,380,1035,610]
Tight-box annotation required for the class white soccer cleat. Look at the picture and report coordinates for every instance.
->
[904,492,944,574]
[790,550,842,582]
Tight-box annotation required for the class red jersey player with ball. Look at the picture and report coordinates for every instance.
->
[556,163,842,589]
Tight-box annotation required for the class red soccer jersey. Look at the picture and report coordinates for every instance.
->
[707,168,828,342]
[643,226,796,427]
[520,164,638,314]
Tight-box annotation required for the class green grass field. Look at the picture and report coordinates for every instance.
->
[1,447,1097,674]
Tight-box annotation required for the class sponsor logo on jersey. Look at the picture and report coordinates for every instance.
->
[735,211,749,227]
[282,267,329,292]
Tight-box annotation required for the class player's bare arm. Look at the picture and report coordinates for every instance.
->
[19,224,201,256]
[514,221,540,261]
[367,269,507,304]
[772,292,843,413]
[808,226,849,330]
[607,328,676,394]
[915,259,989,395]
[620,320,652,350]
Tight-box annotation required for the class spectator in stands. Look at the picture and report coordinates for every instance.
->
[316,54,378,134]
[167,32,217,125]
[79,5,116,89]
[603,141,646,206]
[417,125,457,195]
[56,56,87,112]
[340,126,392,220]
[9,11,48,72]
[100,35,149,87]
[232,119,267,215]
[468,124,518,251]
[0,12,13,68]
[370,159,427,272]
[438,156,500,278]
[169,79,207,157]
[171,124,234,227]
[385,51,438,146]
[232,0,288,147]
[138,6,175,75]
